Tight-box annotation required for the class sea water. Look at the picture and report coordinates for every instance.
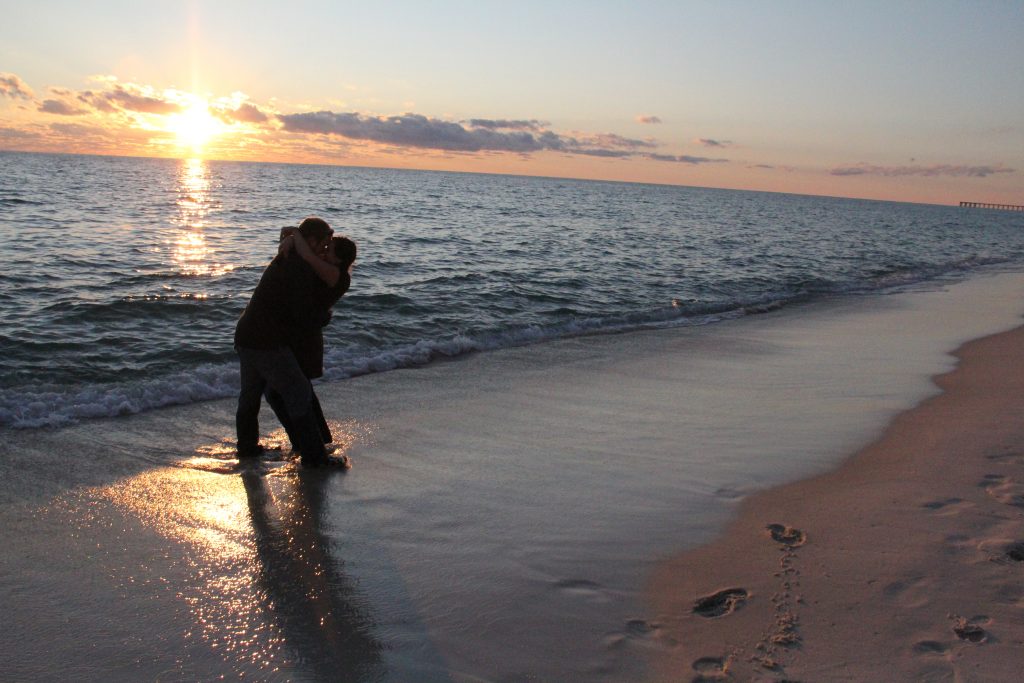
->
[3,151,1023,428]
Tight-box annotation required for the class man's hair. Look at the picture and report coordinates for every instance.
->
[331,236,357,269]
[297,216,332,241]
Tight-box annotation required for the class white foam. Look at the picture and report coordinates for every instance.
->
[0,363,239,428]
[0,260,1015,429]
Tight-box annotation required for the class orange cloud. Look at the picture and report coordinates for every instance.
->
[0,72,34,99]
[693,138,732,148]
[213,102,269,124]
[38,99,88,116]
[90,83,184,115]
[831,163,1014,178]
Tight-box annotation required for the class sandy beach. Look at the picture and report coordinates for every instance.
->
[3,271,1024,681]
[649,325,1024,682]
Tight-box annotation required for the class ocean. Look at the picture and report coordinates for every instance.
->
[2,151,1023,429]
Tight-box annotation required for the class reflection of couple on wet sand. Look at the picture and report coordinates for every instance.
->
[240,467,384,678]
[234,216,356,467]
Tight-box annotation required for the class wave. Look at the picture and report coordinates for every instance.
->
[0,255,1014,429]
[0,196,45,207]
[0,363,239,429]
[860,255,1006,289]
[0,301,752,429]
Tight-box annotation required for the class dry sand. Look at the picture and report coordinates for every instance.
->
[648,325,1024,681]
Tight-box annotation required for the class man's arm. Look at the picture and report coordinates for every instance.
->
[279,234,341,287]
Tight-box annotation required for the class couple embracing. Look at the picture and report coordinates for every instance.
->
[233,216,356,467]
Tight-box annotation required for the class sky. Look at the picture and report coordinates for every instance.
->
[1,0,1022,205]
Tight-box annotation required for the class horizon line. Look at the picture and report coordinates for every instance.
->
[0,147,982,209]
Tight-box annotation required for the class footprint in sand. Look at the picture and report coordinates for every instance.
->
[921,497,967,512]
[553,578,610,604]
[1004,542,1024,562]
[985,451,1024,466]
[921,497,974,519]
[691,656,729,681]
[951,615,990,644]
[973,536,1024,564]
[980,474,1024,508]
[766,524,807,547]
[624,618,658,636]
[602,619,663,652]
[693,588,749,617]
[913,640,948,655]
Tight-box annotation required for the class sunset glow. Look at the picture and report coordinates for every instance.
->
[1,2,1021,204]
[166,99,225,155]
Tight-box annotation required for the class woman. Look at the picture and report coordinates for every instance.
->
[266,231,357,452]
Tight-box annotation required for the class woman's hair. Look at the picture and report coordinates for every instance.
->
[331,236,357,269]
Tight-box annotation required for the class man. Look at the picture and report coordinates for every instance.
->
[234,216,334,466]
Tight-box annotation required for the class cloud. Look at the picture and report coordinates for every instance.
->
[108,85,183,114]
[0,72,34,99]
[3,75,182,118]
[648,153,728,164]
[0,125,40,139]
[467,119,547,131]
[636,115,662,124]
[45,120,170,152]
[694,138,732,148]
[214,102,268,124]
[830,163,1015,178]
[576,132,657,150]
[75,83,183,115]
[279,111,572,153]
[278,111,673,162]
[49,122,103,136]
[76,90,118,113]
[570,148,634,158]
[38,99,88,116]
[748,163,795,172]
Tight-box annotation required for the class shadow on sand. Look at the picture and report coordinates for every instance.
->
[240,463,385,681]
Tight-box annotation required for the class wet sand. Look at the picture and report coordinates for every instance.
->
[648,325,1024,681]
[4,271,1024,680]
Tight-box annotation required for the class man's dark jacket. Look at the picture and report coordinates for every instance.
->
[234,254,326,351]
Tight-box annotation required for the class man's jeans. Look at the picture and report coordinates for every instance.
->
[235,346,327,465]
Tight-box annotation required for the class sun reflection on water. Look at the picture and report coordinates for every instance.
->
[172,158,234,278]
[85,421,383,677]
[101,464,255,565]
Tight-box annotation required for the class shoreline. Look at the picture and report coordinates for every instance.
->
[647,324,1024,681]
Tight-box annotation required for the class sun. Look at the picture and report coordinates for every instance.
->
[166,98,224,155]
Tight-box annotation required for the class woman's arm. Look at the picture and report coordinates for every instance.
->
[283,234,341,288]
[277,233,295,258]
